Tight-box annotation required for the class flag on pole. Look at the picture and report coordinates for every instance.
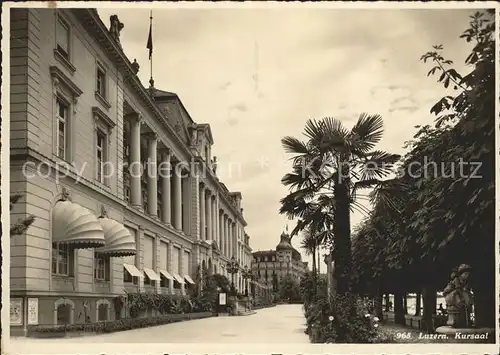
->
[146,13,153,59]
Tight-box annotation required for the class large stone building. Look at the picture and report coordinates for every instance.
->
[9,8,253,333]
[251,231,308,291]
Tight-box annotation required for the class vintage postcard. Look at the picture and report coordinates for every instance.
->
[1,1,498,354]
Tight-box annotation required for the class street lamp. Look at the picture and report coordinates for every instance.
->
[226,256,239,295]
[242,265,253,296]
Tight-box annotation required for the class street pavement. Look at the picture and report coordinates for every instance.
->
[9,304,310,345]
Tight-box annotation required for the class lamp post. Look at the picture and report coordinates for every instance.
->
[226,256,239,296]
[242,265,253,297]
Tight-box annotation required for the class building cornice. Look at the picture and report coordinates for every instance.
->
[70,9,248,231]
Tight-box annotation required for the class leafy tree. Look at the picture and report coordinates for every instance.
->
[278,274,301,302]
[349,9,495,330]
[413,9,495,328]
[9,194,36,237]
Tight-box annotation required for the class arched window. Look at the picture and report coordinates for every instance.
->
[96,299,111,322]
[98,303,109,321]
[53,298,75,325]
[57,304,72,324]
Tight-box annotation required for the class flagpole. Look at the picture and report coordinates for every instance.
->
[148,10,154,88]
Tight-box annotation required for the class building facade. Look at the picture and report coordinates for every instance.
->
[9,8,253,333]
[250,231,308,291]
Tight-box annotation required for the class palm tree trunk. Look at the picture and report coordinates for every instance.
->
[317,249,321,274]
[333,179,352,295]
[311,246,317,293]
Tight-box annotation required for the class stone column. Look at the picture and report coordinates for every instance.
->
[146,133,158,217]
[212,198,217,246]
[200,184,206,240]
[129,115,142,210]
[228,218,232,258]
[179,246,185,295]
[223,214,228,257]
[232,221,236,259]
[137,226,145,293]
[228,217,231,258]
[215,195,220,248]
[160,149,171,224]
[172,163,182,230]
[154,235,161,294]
[219,211,223,253]
[206,191,212,241]
[167,242,174,294]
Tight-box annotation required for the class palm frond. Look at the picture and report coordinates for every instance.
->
[281,136,310,155]
[358,150,401,181]
[319,117,350,153]
[350,113,384,153]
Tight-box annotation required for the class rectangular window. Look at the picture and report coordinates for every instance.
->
[96,66,106,98]
[56,98,68,160]
[94,253,110,281]
[142,188,148,210]
[51,242,74,276]
[96,130,106,183]
[123,268,136,284]
[157,200,162,219]
[160,277,169,288]
[144,275,154,286]
[124,185,130,203]
[56,17,70,59]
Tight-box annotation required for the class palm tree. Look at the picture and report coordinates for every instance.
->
[280,114,400,295]
[300,229,319,275]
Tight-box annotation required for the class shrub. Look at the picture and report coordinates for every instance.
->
[29,312,213,335]
[125,293,193,318]
[304,292,382,343]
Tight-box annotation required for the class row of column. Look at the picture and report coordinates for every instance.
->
[128,116,185,232]
[200,183,243,260]
[128,115,246,259]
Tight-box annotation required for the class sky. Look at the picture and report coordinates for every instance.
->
[96,6,475,267]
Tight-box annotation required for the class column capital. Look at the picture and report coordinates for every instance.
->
[127,112,143,124]
[158,147,171,161]
[143,132,158,141]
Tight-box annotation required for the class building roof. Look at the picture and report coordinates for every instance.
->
[150,87,177,99]
[276,231,293,251]
[252,250,277,257]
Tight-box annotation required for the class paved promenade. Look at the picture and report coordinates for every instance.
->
[9,304,309,350]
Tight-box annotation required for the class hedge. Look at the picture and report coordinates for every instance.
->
[28,312,213,336]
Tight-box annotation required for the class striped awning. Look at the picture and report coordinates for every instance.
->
[143,268,161,281]
[123,263,143,278]
[160,270,174,280]
[96,218,136,257]
[171,272,185,284]
[184,275,195,284]
[52,200,105,248]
